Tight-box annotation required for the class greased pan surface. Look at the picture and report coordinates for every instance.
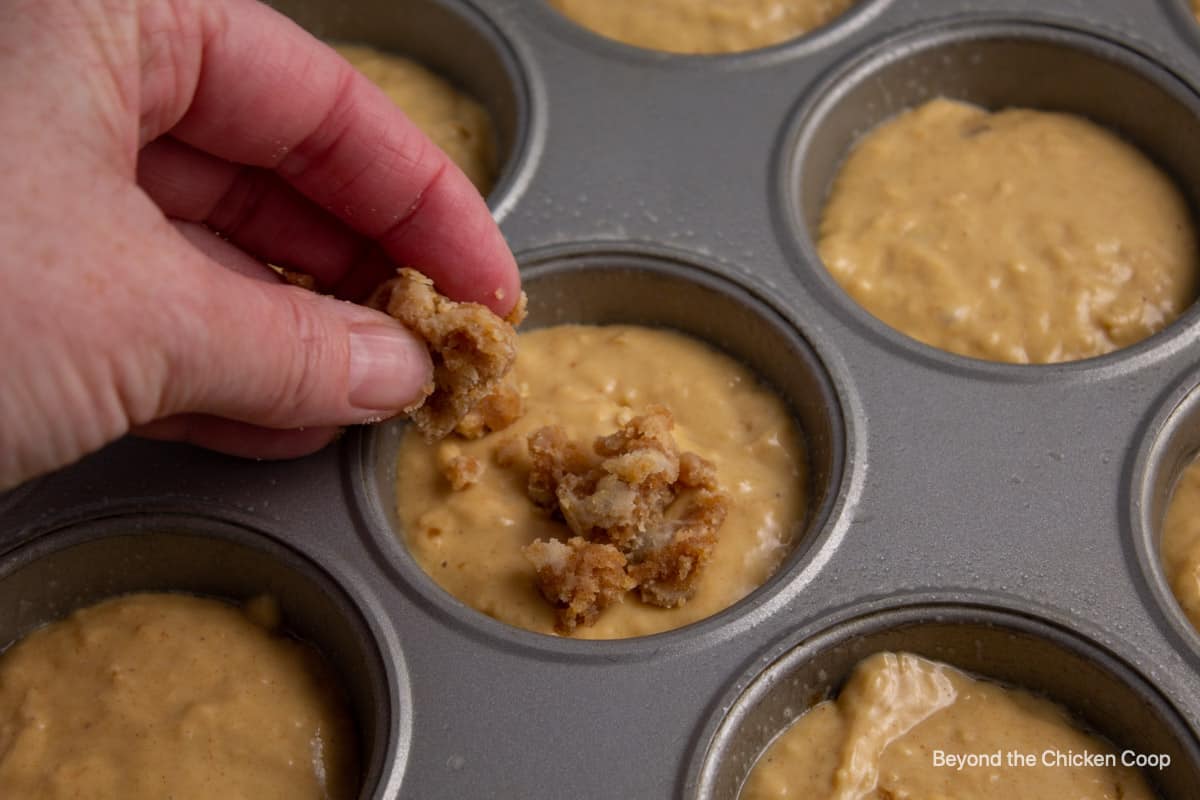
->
[6,0,1200,797]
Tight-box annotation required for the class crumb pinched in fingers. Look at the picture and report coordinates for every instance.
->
[454,380,524,439]
[280,268,318,290]
[503,290,527,326]
[368,268,525,440]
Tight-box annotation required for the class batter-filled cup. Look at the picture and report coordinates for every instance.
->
[358,250,846,641]
[1161,451,1200,635]
[741,651,1155,798]
[0,592,360,799]
[784,22,1200,365]
[396,322,808,638]
[544,0,860,54]
[0,515,400,799]
[1133,371,1200,661]
[817,97,1196,363]
[267,0,531,209]
[691,605,1200,798]
[334,43,498,196]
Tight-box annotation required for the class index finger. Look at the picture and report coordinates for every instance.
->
[139,0,519,313]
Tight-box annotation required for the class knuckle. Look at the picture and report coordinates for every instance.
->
[270,291,342,421]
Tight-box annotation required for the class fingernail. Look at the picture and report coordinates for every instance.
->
[348,323,432,412]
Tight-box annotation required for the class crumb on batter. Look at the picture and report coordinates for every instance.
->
[521,405,730,633]
[437,443,484,491]
[523,537,636,633]
[628,487,728,607]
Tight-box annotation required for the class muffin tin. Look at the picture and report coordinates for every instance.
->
[5,0,1200,796]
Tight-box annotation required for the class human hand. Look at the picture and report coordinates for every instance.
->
[0,0,520,490]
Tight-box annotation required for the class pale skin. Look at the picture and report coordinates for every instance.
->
[0,0,521,490]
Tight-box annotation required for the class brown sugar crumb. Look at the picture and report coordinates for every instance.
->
[520,405,730,633]
[367,268,526,440]
[522,537,636,633]
[437,444,484,491]
[504,290,528,327]
[284,265,526,440]
[454,381,524,439]
[678,451,720,491]
[526,424,596,510]
[279,268,317,290]
[627,488,728,607]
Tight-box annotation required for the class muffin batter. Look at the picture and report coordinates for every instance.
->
[0,593,359,800]
[1162,451,1200,631]
[818,98,1197,363]
[396,325,807,638]
[335,44,498,195]
[546,0,857,54]
[741,652,1155,799]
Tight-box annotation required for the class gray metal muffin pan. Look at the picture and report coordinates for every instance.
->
[6,0,1200,797]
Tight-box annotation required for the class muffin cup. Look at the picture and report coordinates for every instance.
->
[348,244,852,653]
[530,0,895,61]
[265,0,537,219]
[1132,368,1200,668]
[778,19,1200,367]
[0,512,406,800]
[690,603,1200,798]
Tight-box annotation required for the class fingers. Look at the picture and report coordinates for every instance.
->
[140,137,368,290]
[133,414,341,460]
[168,219,279,283]
[155,226,435,430]
[138,0,519,314]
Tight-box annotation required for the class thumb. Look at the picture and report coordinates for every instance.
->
[161,252,433,429]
